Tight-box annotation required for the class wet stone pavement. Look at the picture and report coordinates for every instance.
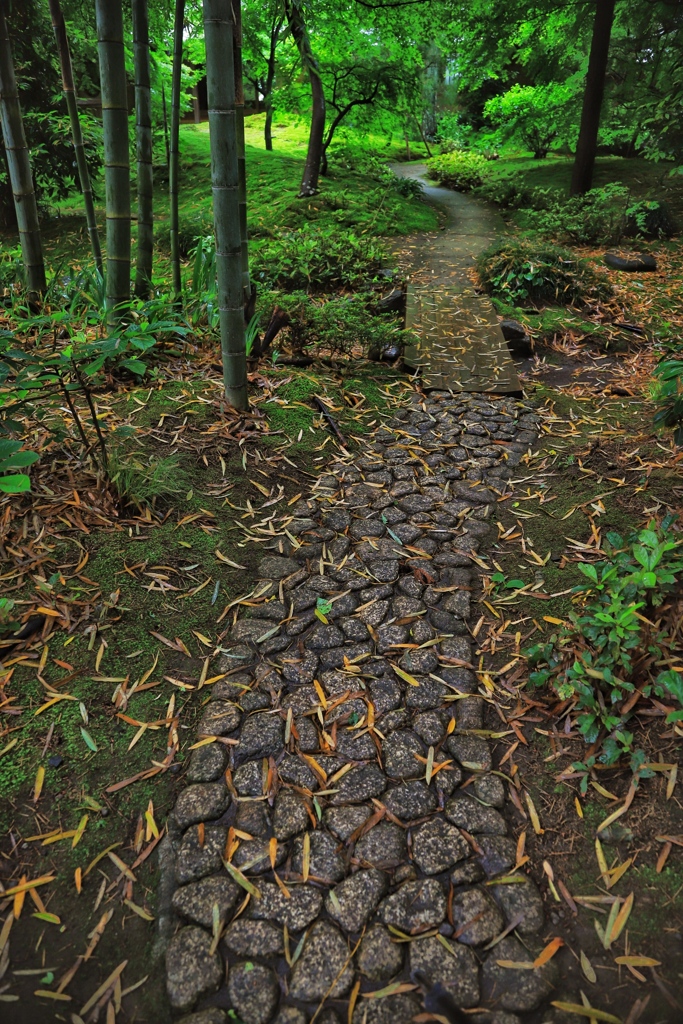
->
[163,389,556,1024]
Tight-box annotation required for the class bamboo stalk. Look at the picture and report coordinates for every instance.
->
[95,0,130,314]
[0,0,46,296]
[203,0,247,410]
[48,0,103,275]
[169,0,185,299]
[132,0,154,297]
[232,0,250,295]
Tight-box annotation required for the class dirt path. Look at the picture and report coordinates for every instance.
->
[159,388,577,1024]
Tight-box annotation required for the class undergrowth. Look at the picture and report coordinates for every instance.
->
[476,239,612,307]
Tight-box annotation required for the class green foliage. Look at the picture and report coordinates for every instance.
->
[476,240,612,307]
[0,437,38,493]
[426,150,489,192]
[526,519,683,770]
[252,227,388,292]
[484,83,576,159]
[653,353,683,444]
[108,451,190,507]
[264,291,406,359]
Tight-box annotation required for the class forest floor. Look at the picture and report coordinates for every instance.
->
[0,121,682,1022]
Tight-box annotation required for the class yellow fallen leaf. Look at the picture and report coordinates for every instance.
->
[580,949,597,983]
[525,791,544,834]
[551,1002,622,1024]
[614,955,661,967]
[33,766,45,803]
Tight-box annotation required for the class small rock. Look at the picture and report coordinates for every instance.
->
[273,1009,306,1024]
[413,711,445,745]
[174,783,230,831]
[473,774,505,807]
[259,556,300,580]
[250,881,323,931]
[447,735,492,772]
[223,919,284,956]
[186,743,229,783]
[477,835,517,877]
[355,821,407,868]
[308,623,345,649]
[292,830,345,883]
[325,869,387,933]
[199,700,242,736]
[325,805,371,841]
[352,994,421,1024]
[281,650,319,686]
[357,923,404,980]
[235,713,284,764]
[233,838,287,874]
[409,933,480,1008]
[172,875,240,928]
[450,860,486,886]
[335,729,378,760]
[273,789,310,840]
[175,825,227,884]
[481,936,557,1011]
[368,559,400,583]
[383,730,423,779]
[451,887,504,945]
[289,921,355,1000]
[166,926,223,1013]
[412,817,469,875]
[492,876,544,933]
[405,677,447,710]
[331,764,387,805]
[233,761,263,797]
[445,793,507,835]
[177,1010,227,1024]
[384,780,437,821]
[228,962,279,1024]
[379,878,446,933]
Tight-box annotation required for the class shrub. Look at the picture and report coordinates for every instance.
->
[526,519,683,771]
[484,83,576,159]
[108,452,190,507]
[476,240,612,307]
[426,150,489,192]
[261,291,406,359]
[653,352,683,444]
[251,227,388,292]
[155,210,213,257]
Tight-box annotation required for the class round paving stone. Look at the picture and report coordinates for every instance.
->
[250,881,323,931]
[175,825,227,885]
[409,933,480,1008]
[259,556,300,579]
[289,921,355,1001]
[199,701,242,736]
[174,783,230,831]
[412,817,470,875]
[357,923,404,980]
[273,789,310,840]
[451,860,486,887]
[477,835,517,877]
[186,742,229,783]
[308,623,345,649]
[450,887,504,945]
[233,838,287,874]
[292,830,345,883]
[379,878,446,933]
[233,761,263,797]
[492,876,544,933]
[399,647,439,675]
[172,875,240,928]
[384,780,437,821]
[445,793,507,835]
[177,1011,227,1024]
[235,713,284,764]
[166,925,223,1013]
[352,994,421,1024]
[473,773,506,807]
[325,868,387,933]
[413,711,446,746]
[354,821,407,868]
[325,805,372,841]
[223,919,284,956]
[281,650,319,685]
[481,936,557,1011]
[383,730,423,779]
[446,735,492,772]
[368,559,399,583]
[228,962,279,1024]
[331,764,387,805]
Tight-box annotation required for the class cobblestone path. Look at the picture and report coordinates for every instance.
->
[163,388,557,1024]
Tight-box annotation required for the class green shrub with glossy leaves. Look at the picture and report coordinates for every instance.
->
[476,239,612,307]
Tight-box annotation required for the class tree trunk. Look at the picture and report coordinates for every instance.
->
[95,0,130,313]
[203,0,247,411]
[263,18,282,152]
[570,0,617,195]
[0,0,46,296]
[169,0,185,298]
[285,0,325,197]
[264,102,274,150]
[48,0,102,275]
[232,0,250,298]
[161,80,170,169]
[132,0,153,298]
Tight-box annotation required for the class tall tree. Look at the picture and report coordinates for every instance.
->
[132,0,154,297]
[95,0,130,313]
[203,0,248,410]
[232,0,250,296]
[48,0,102,275]
[571,0,618,194]
[169,0,185,298]
[243,1,285,151]
[0,0,46,296]
[284,0,325,197]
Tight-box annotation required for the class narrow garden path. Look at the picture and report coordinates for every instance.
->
[390,163,520,394]
[161,387,566,1024]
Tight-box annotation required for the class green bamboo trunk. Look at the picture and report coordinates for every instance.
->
[203,0,247,410]
[0,0,46,296]
[232,0,250,295]
[169,0,185,299]
[132,0,153,297]
[48,0,102,275]
[95,0,130,313]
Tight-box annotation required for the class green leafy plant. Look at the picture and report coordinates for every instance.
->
[108,451,190,507]
[0,438,39,493]
[526,519,683,769]
[252,227,388,292]
[476,240,612,307]
[484,82,576,159]
[653,352,683,444]
[426,150,489,192]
